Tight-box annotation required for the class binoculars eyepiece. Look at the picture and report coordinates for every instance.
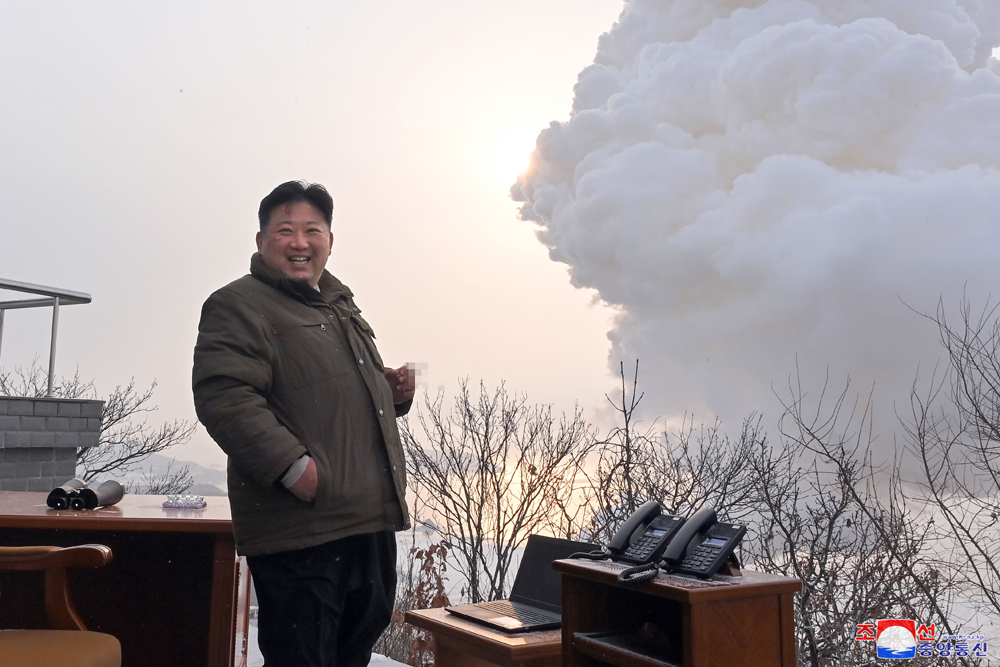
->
[46,478,125,510]
[46,478,88,510]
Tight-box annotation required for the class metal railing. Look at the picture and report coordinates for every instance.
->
[0,278,92,397]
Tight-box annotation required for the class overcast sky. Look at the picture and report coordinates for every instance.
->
[4,1,1000,471]
[0,1,623,468]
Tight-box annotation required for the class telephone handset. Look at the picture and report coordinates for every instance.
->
[608,501,686,566]
[660,506,746,579]
[607,500,661,554]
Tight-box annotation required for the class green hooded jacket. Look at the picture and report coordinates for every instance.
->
[192,253,409,556]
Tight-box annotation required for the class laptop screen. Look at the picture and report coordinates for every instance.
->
[508,534,599,613]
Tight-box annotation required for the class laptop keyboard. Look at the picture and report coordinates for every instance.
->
[479,600,559,624]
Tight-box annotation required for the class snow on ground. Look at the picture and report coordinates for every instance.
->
[246,621,407,667]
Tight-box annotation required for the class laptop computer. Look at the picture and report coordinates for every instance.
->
[445,534,598,633]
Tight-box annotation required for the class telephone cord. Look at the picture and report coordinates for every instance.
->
[568,548,612,561]
[617,562,659,585]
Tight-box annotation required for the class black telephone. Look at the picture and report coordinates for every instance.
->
[605,503,746,581]
[660,506,746,579]
[607,500,686,566]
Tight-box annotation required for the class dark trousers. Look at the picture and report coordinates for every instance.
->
[247,531,397,667]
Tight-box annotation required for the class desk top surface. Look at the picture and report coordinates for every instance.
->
[553,558,802,602]
[405,607,561,655]
[0,491,232,533]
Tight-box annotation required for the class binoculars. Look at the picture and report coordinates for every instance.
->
[46,478,125,510]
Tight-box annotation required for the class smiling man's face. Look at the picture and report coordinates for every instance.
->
[256,201,333,288]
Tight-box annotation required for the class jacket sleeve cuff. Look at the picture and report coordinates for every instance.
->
[394,398,413,418]
[280,455,312,488]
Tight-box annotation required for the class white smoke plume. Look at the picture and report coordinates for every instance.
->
[513,0,1000,429]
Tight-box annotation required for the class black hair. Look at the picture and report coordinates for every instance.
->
[258,181,334,230]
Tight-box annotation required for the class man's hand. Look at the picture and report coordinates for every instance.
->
[288,457,318,503]
[384,364,416,404]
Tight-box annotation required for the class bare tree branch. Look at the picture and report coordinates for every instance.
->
[401,379,595,603]
[1,359,195,485]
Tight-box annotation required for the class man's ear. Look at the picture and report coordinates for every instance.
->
[256,231,263,252]
[327,232,334,251]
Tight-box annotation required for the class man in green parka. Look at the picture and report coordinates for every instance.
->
[193,180,414,667]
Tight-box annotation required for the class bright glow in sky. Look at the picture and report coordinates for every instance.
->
[494,125,541,182]
[0,1,624,468]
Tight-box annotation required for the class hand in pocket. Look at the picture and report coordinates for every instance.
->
[289,457,318,503]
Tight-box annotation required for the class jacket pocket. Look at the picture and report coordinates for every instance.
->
[312,447,331,509]
[309,438,382,517]
[310,445,355,513]
[273,322,351,389]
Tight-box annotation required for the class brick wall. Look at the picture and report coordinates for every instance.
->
[0,397,103,492]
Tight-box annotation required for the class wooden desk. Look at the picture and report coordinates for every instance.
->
[554,559,801,667]
[405,608,562,667]
[0,491,250,667]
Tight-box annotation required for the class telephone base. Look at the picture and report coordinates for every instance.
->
[718,559,742,577]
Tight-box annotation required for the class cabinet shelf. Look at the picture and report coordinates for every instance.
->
[573,631,681,667]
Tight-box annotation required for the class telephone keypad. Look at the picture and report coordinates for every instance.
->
[680,544,723,571]
[624,535,660,560]
[667,521,746,579]
[614,514,684,565]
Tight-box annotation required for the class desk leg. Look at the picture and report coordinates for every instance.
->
[779,592,797,667]
[208,533,238,667]
[234,557,251,667]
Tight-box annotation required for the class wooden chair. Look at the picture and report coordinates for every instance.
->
[0,544,121,667]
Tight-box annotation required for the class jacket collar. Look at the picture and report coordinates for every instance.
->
[249,253,353,305]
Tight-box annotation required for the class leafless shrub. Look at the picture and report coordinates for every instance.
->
[581,361,764,545]
[375,540,452,666]
[401,379,595,603]
[127,458,194,495]
[76,377,195,481]
[0,357,93,398]
[747,370,956,666]
[1,359,194,484]
[397,324,1000,667]
[902,298,1000,621]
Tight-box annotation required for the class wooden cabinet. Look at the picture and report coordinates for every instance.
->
[554,559,801,667]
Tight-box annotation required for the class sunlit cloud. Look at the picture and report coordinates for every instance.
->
[514,0,1000,429]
